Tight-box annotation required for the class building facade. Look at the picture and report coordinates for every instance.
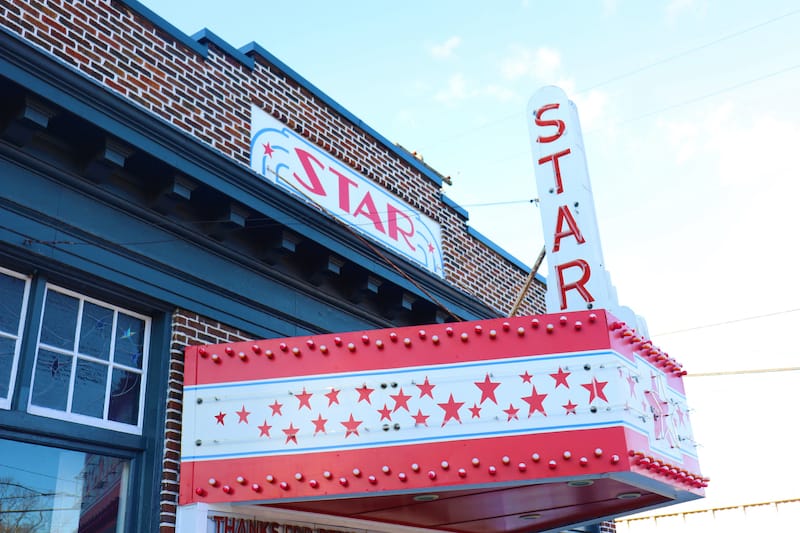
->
[0,1,561,531]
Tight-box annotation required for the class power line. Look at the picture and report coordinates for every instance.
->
[655,307,800,336]
[420,8,800,151]
[687,367,800,378]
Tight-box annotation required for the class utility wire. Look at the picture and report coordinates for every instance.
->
[655,307,800,336]
[687,367,800,378]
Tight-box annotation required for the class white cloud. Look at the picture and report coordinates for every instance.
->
[434,73,471,105]
[430,36,462,59]
[500,45,562,82]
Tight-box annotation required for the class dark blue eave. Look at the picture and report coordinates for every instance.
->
[118,0,445,189]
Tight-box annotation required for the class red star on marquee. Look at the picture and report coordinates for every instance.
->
[269,400,283,416]
[325,388,340,407]
[521,385,548,417]
[341,414,362,437]
[412,409,430,426]
[582,377,609,403]
[258,420,272,437]
[468,403,482,419]
[504,403,520,421]
[428,243,435,253]
[236,405,251,424]
[263,142,274,157]
[438,393,464,426]
[520,370,533,384]
[416,376,436,398]
[295,388,313,410]
[563,400,578,415]
[283,423,299,444]
[214,411,226,425]
[377,404,393,421]
[312,414,328,435]
[356,384,374,404]
[550,367,571,388]
[474,373,501,404]
[390,388,412,412]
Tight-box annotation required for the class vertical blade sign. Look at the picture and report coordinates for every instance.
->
[527,86,617,313]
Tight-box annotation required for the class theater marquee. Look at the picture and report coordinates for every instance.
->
[179,310,703,532]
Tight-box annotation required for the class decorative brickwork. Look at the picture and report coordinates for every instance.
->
[0,0,545,317]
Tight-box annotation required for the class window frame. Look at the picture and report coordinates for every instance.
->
[27,283,151,435]
[0,266,32,411]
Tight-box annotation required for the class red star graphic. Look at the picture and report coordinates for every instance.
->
[504,403,520,421]
[236,405,251,424]
[438,393,464,426]
[341,414,362,437]
[582,378,609,403]
[295,388,313,410]
[468,403,482,419]
[550,367,571,388]
[428,243,435,253]
[263,142,274,157]
[563,400,578,415]
[416,376,436,398]
[522,385,548,417]
[325,388,340,407]
[474,373,501,404]
[377,404,393,421]
[214,411,226,425]
[520,370,533,384]
[312,414,328,435]
[356,384,375,404]
[258,420,272,437]
[283,423,299,444]
[412,409,430,426]
[390,387,412,412]
[269,400,283,416]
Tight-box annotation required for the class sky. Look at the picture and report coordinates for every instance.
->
[140,0,800,523]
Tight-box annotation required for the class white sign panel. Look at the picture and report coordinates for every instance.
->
[250,106,444,277]
[527,86,617,313]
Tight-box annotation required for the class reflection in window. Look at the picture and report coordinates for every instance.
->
[0,437,128,533]
[0,268,30,409]
[29,286,150,433]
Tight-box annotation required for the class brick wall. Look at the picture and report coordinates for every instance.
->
[164,309,256,531]
[0,0,545,316]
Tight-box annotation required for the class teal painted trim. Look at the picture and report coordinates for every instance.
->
[116,0,208,57]
[440,193,470,220]
[192,28,255,70]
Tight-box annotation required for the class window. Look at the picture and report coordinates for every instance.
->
[0,268,30,410]
[0,437,129,532]
[27,285,151,434]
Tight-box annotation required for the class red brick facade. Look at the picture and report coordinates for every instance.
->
[0,0,545,317]
[0,1,605,531]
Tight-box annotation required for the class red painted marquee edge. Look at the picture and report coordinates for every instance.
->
[185,310,686,387]
[180,426,703,505]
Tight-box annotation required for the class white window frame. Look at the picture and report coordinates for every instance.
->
[27,283,151,435]
[0,267,31,410]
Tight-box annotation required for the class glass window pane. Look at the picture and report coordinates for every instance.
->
[0,271,25,334]
[31,349,72,411]
[40,290,79,350]
[78,302,113,359]
[0,437,128,533]
[0,336,15,399]
[115,313,145,369]
[108,368,140,425]
[72,359,108,419]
